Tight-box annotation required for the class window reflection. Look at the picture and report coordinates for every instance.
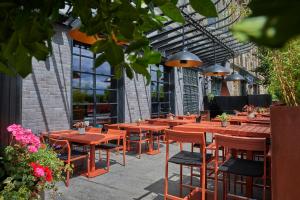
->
[150,65,172,118]
[71,42,118,127]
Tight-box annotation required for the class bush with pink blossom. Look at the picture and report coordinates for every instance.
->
[0,124,66,199]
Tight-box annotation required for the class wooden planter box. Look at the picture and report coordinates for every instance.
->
[271,106,300,199]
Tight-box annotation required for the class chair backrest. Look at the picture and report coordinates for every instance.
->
[124,126,142,134]
[165,129,206,146]
[48,137,71,156]
[107,129,127,138]
[86,127,102,133]
[105,124,120,130]
[215,134,266,152]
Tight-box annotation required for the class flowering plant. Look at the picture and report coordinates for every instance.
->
[242,105,256,114]
[73,121,88,129]
[0,124,65,200]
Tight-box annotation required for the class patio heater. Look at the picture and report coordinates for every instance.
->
[165,24,203,68]
[201,40,230,76]
[225,55,245,81]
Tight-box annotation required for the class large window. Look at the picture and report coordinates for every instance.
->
[72,42,118,127]
[150,65,173,118]
[183,69,199,114]
[211,77,222,96]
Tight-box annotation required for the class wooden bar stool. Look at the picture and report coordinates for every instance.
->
[164,129,212,200]
[214,134,267,200]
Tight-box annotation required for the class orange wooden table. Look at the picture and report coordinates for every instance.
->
[173,121,270,138]
[45,131,118,178]
[212,115,270,125]
[116,123,169,155]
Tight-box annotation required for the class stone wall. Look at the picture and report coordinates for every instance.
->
[22,25,72,133]
[123,74,151,122]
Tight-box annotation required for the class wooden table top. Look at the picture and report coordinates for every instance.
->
[212,115,270,125]
[147,118,194,124]
[173,121,271,138]
[43,131,118,145]
[115,123,169,131]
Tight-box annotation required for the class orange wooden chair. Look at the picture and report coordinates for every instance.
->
[96,129,126,172]
[164,129,212,200]
[86,127,102,133]
[105,124,120,131]
[47,137,90,187]
[214,134,267,200]
[125,126,149,159]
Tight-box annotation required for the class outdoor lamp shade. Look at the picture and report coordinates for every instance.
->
[225,71,245,81]
[202,64,230,76]
[69,28,101,45]
[165,50,203,68]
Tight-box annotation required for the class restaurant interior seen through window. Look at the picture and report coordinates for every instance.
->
[150,65,173,118]
[71,41,118,128]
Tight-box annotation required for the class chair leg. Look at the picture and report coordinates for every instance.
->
[87,156,90,178]
[122,147,126,166]
[214,169,218,200]
[138,141,142,159]
[99,149,102,161]
[164,159,169,200]
[180,164,183,197]
[190,166,193,188]
[157,136,160,152]
[223,172,228,200]
[106,150,110,172]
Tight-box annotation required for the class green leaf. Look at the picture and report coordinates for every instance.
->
[15,43,32,77]
[90,40,109,53]
[125,38,149,53]
[144,50,162,64]
[95,54,107,68]
[114,65,123,79]
[124,64,134,79]
[26,42,49,61]
[160,2,184,23]
[105,41,124,66]
[118,21,135,39]
[131,62,148,75]
[0,62,15,76]
[190,0,217,17]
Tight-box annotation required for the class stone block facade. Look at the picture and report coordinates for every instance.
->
[22,25,72,133]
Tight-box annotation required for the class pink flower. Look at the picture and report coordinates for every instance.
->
[28,145,38,153]
[7,124,41,153]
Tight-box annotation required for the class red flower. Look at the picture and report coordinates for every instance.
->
[30,162,53,182]
[44,167,53,182]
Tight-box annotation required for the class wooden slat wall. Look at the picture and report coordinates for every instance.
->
[0,73,22,147]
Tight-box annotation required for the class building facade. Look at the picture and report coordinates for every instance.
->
[1,0,266,135]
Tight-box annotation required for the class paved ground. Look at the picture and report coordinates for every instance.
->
[46,142,269,200]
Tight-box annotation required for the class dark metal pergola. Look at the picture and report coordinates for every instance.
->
[146,0,253,67]
[61,0,254,68]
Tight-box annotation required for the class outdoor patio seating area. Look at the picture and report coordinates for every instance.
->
[1,1,300,200]
[38,112,271,200]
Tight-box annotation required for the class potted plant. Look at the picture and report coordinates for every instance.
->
[167,112,175,120]
[73,121,88,134]
[216,113,229,127]
[207,92,215,103]
[243,105,256,119]
[0,124,66,199]
[135,118,142,126]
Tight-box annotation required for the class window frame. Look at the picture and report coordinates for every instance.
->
[71,41,119,127]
